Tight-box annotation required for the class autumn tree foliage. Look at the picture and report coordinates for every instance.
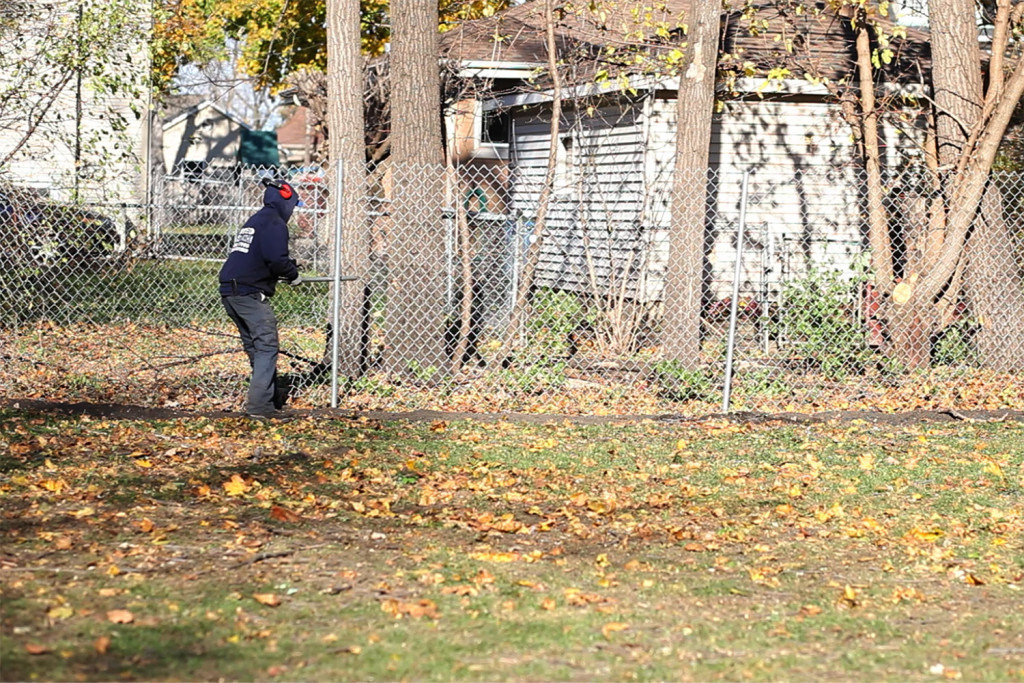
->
[153,0,511,93]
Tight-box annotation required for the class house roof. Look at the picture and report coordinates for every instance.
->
[162,100,253,131]
[276,106,313,147]
[440,0,931,89]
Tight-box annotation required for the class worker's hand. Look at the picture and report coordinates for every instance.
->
[289,275,303,286]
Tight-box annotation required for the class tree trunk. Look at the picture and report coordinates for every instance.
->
[496,0,563,367]
[386,0,446,377]
[930,0,1024,370]
[883,0,1024,371]
[326,0,370,378]
[661,0,721,367]
[854,23,893,292]
[965,185,1024,371]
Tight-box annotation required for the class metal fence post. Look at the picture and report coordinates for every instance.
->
[330,161,344,409]
[722,170,751,413]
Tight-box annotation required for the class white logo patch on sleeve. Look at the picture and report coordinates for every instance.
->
[230,227,255,253]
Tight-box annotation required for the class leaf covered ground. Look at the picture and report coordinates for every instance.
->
[2,406,1024,681]
[5,322,1024,415]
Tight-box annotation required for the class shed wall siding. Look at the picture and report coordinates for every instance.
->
[505,92,926,304]
[509,101,658,299]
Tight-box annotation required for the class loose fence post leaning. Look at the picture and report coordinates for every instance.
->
[722,170,751,413]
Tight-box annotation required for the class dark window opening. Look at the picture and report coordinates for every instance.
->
[482,109,511,145]
[176,159,208,182]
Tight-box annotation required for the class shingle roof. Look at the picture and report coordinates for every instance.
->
[439,0,931,86]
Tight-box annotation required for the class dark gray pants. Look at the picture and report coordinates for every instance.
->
[222,293,280,414]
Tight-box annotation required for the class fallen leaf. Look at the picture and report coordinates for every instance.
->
[94,636,111,654]
[270,505,302,523]
[253,593,282,607]
[47,605,73,621]
[107,609,134,624]
[24,643,50,655]
[381,599,438,619]
[223,474,249,496]
[601,622,630,639]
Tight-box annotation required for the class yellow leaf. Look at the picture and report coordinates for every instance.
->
[983,462,1005,480]
[134,459,153,468]
[47,605,74,621]
[223,474,249,496]
[39,479,67,494]
[907,527,944,542]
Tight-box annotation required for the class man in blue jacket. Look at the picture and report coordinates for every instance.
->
[219,177,303,418]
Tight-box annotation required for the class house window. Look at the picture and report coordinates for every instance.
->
[176,159,207,182]
[482,108,511,145]
[473,103,510,160]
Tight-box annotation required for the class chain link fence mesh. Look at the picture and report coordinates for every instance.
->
[3,161,1024,414]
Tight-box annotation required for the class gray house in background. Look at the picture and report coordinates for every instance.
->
[162,100,279,179]
[440,0,932,305]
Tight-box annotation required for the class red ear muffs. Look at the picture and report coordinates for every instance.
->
[262,177,294,200]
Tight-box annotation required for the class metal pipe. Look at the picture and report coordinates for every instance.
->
[722,171,751,413]
[330,162,344,408]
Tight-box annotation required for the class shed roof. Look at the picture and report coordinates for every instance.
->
[162,100,253,131]
[440,0,931,88]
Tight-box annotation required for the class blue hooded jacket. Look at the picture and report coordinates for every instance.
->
[218,183,300,297]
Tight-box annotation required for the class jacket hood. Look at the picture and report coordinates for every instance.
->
[263,182,301,222]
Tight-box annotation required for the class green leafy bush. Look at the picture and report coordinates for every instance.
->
[772,268,871,380]
[527,289,587,358]
[932,321,978,367]
[652,360,717,402]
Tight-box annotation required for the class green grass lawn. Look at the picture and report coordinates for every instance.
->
[2,410,1023,681]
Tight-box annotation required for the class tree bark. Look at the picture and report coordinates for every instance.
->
[496,0,563,367]
[886,0,1024,370]
[326,0,370,378]
[386,0,446,377]
[661,0,721,367]
[854,22,893,292]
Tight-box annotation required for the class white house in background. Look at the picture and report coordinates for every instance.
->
[440,0,933,303]
[0,1,152,203]
[162,101,251,178]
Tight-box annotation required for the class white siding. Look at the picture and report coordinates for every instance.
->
[645,95,925,302]
[509,101,658,300]
[0,2,150,203]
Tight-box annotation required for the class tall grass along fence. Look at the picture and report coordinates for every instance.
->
[3,161,1024,415]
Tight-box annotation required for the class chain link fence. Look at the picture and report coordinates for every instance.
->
[3,161,1024,414]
